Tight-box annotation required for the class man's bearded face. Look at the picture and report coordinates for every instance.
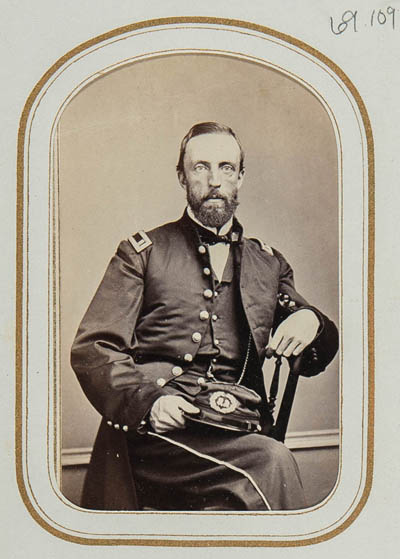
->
[186,184,240,229]
[179,133,244,229]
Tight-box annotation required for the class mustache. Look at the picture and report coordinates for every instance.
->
[203,191,228,201]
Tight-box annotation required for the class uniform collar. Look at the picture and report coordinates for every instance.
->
[179,209,244,245]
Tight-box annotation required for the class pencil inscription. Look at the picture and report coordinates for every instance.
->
[330,7,396,34]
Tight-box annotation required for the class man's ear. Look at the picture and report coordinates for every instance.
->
[237,168,245,190]
[178,171,187,190]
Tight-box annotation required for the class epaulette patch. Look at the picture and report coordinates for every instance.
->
[252,237,274,256]
[128,230,152,253]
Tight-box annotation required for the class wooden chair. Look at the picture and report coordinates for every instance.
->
[267,354,302,443]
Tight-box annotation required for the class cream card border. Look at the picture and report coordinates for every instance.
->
[15,17,373,546]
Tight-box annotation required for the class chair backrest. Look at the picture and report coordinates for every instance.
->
[267,355,302,443]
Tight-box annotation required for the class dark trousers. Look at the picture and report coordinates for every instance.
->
[128,422,306,511]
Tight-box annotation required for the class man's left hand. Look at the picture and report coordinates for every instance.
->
[266,309,320,358]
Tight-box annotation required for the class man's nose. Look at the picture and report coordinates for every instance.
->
[208,168,221,187]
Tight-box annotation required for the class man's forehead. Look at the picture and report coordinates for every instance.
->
[185,132,241,161]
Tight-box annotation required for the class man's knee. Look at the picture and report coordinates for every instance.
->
[246,434,296,468]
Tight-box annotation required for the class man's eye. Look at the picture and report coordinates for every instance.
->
[221,165,234,174]
[194,164,207,172]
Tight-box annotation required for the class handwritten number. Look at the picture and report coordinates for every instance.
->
[332,7,395,34]
[330,10,358,35]
[377,9,387,24]
[330,16,347,35]
[387,6,395,29]
[371,7,395,28]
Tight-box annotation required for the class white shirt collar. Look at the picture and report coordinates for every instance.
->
[186,206,233,236]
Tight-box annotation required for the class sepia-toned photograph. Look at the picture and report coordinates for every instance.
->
[59,53,340,512]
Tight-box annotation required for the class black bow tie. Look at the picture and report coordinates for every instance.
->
[196,225,233,245]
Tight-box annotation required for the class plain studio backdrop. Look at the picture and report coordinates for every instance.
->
[59,53,339,504]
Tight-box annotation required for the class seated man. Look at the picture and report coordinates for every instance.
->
[71,122,338,511]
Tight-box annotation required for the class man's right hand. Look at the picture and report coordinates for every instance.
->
[149,395,200,433]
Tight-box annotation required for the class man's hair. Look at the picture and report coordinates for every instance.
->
[176,122,245,175]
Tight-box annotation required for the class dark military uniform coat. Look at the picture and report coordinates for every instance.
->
[71,212,338,510]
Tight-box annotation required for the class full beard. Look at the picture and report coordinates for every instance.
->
[187,189,240,229]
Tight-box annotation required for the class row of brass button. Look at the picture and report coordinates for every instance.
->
[107,420,128,432]
[154,243,222,389]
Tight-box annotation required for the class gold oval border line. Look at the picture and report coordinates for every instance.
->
[15,16,374,547]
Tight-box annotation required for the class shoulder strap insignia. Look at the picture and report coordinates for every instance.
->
[252,237,274,256]
[128,230,152,253]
